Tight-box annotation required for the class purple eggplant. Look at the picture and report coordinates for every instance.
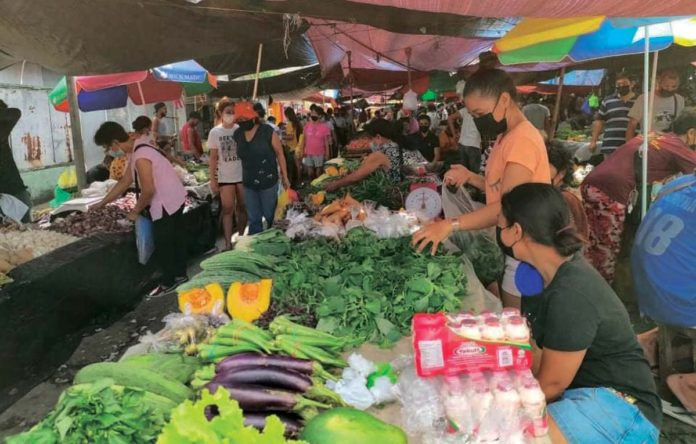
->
[204,381,329,412]
[216,353,315,375]
[244,412,303,436]
[214,366,312,393]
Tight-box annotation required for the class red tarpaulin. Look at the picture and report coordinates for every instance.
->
[347,0,696,18]
[306,19,491,75]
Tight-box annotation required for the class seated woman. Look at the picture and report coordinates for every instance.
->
[325,118,427,192]
[498,183,661,443]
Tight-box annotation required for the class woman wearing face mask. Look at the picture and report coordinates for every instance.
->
[233,101,290,235]
[413,69,550,308]
[208,98,246,249]
[499,183,661,443]
[93,121,188,295]
[303,108,331,180]
[581,108,696,284]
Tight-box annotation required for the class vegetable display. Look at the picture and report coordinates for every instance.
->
[178,283,225,315]
[251,228,467,346]
[49,205,132,237]
[156,387,307,443]
[227,279,273,322]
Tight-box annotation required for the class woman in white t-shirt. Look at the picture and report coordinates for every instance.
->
[208,98,246,249]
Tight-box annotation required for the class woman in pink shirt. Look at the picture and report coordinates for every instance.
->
[302,107,331,179]
[93,121,188,296]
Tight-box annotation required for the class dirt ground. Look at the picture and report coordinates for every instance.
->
[1,235,694,442]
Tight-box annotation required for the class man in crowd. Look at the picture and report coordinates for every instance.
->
[448,101,482,172]
[522,93,551,138]
[179,111,202,160]
[626,69,685,140]
[406,114,439,162]
[589,72,637,158]
[151,102,173,145]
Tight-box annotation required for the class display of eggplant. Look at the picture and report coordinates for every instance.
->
[204,382,329,413]
[243,412,303,436]
[216,353,336,381]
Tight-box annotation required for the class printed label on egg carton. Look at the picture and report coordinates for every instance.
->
[412,312,533,377]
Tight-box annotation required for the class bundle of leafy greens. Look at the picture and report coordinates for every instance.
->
[7,379,166,444]
[156,387,306,444]
[254,228,467,346]
[306,170,408,211]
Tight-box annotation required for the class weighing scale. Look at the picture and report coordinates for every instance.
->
[404,165,442,220]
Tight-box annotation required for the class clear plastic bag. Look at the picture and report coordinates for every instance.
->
[395,365,446,436]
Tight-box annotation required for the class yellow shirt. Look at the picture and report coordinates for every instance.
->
[109,156,128,181]
[284,122,300,153]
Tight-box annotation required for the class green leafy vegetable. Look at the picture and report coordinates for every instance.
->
[7,379,166,444]
[254,228,467,346]
[156,388,307,444]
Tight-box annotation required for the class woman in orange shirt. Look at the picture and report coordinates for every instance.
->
[413,69,551,308]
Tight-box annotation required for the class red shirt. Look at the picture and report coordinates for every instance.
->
[180,121,202,155]
[583,133,696,204]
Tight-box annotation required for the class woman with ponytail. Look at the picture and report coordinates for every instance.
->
[498,183,660,443]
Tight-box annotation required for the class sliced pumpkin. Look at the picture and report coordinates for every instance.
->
[311,191,326,206]
[325,166,339,177]
[338,166,348,176]
[178,283,225,315]
[227,279,272,322]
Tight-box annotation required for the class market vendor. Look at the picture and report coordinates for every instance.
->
[0,100,31,222]
[581,108,696,284]
[501,183,661,442]
[85,155,113,184]
[324,118,427,193]
[413,68,550,309]
[93,121,188,296]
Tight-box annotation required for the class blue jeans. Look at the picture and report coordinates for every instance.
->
[244,184,278,235]
[548,388,659,444]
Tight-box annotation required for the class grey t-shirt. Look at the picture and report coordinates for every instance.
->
[629,93,685,132]
[522,103,550,131]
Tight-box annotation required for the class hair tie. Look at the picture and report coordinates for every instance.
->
[555,224,574,236]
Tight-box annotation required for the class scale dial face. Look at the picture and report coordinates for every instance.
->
[405,186,442,220]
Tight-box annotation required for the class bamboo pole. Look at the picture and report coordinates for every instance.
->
[549,67,565,140]
[252,43,264,101]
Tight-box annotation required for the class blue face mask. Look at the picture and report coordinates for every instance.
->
[108,149,125,158]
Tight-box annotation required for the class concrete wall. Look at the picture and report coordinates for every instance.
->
[0,62,187,204]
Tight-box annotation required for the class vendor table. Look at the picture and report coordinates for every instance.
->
[0,202,215,412]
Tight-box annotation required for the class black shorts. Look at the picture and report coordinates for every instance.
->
[219,181,242,187]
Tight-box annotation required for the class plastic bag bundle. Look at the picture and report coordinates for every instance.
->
[395,366,446,436]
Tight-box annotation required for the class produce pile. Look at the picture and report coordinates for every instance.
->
[0,229,78,273]
[8,353,200,443]
[49,205,132,237]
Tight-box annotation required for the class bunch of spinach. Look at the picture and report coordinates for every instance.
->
[7,379,165,444]
[258,228,467,347]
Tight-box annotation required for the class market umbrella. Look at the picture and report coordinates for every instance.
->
[493,17,696,65]
[48,60,217,112]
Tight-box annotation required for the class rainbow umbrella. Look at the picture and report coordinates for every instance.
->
[49,60,217,112]
[494,17,696,65]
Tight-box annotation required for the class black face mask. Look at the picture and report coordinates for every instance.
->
[419,125,430,133]
[238,120,255,131]
[496,225,516,259]
[474,97,507,139]
[617,85,631,96]
[661,90,676,97]
[310,115,319,121]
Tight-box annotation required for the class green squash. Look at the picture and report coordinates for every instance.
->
[300,408,407,444]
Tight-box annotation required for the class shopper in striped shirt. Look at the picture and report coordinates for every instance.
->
[589,73,636,157]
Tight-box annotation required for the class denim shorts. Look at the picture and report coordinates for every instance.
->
[303,155,324,168]
[548,387,659,444]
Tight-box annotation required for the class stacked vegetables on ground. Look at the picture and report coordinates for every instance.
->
[0,229,78,273]
[187,317,348,437]
[49,204,132,237]
[308,170,407,211]
[310,193,366,226]
[238,228,467,346]
[7,353,200,443]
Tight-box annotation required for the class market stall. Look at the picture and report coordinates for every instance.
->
[3,216,541,443]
